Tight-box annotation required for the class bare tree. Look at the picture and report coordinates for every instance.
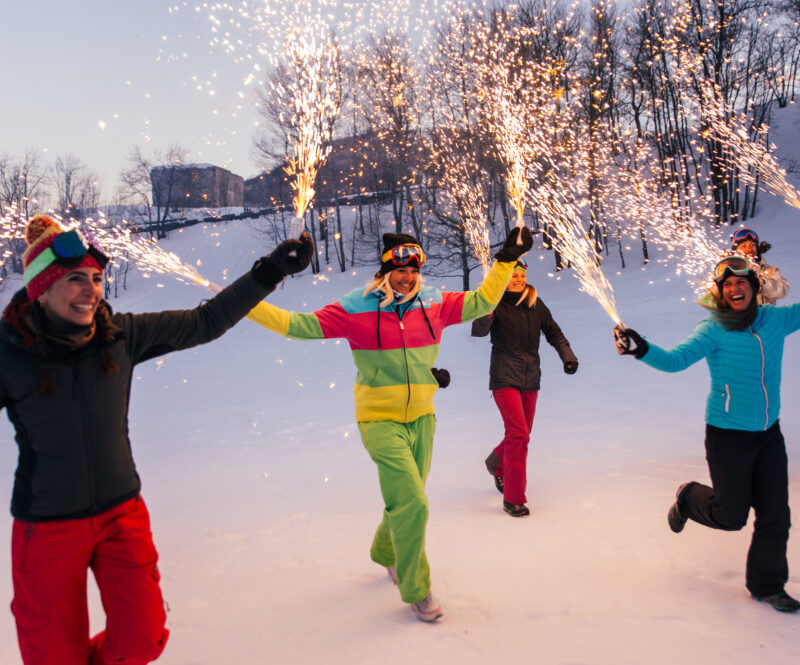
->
[54,154,101,220]
[117,145,188,238]
[0,148,49,220]
[352,31,424,238]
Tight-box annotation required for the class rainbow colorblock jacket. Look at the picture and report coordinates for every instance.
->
[248,260,514,423]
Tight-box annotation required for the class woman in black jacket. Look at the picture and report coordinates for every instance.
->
[0,215,312,665]
[471,259,577,516]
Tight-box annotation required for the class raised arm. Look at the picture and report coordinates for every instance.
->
[124,234,313,363]
[759,264,790,302]
[618,320,718,373]
[247,299,349,341]
[441,227,533,326]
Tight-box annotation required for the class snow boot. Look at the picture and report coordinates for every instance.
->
[503,501,530,517]
[668,482,691,533]
[753,590,800,613]
[411,592,443,622]
[485,451,503,494]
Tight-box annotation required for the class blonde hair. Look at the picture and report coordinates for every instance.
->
[363,271,423,307]
[511,284,538,309]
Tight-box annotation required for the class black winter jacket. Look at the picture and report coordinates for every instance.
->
[0,271,275,522]
[471,289,576,391]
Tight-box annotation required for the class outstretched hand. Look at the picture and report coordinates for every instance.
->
[613,327,648,358]
[269,232,314,275]
[494,226,533,263]
[252,232,315,287]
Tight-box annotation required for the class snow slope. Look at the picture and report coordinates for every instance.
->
[1,129,799,664]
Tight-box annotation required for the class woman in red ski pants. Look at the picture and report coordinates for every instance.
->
[472,259,578,516]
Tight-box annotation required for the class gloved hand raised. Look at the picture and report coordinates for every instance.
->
[613,327,648,359]
[563,360,578,374]
[252,232,314,286]
[494,226,533,263]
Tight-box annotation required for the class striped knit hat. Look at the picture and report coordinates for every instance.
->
[22,215,104,302]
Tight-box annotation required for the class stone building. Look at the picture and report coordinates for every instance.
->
[150,163,244,209]
[244,133,390,210]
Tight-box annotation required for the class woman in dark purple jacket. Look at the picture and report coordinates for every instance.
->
[471,260,577,517]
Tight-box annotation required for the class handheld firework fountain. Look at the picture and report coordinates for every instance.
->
[275,19,341,240]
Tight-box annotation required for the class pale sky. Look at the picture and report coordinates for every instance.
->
[1,1,260,198]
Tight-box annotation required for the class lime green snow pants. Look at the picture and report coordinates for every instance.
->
[358,415,435,604]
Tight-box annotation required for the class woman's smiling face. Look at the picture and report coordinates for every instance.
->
[389,266,420,294]
[721,275,754,311]
[37,267,103,327]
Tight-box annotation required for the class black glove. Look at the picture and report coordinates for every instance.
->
[431,367,450,388]
[252,232,314,286]
[563,360,578,374]
[614,327,648,359]
[494,226,533,263]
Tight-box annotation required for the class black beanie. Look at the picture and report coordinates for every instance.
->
[379,232,421,275]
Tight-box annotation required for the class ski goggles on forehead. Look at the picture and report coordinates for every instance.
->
[732,228,759,244]
[712,255,753,283]
[513,258,528,270]
[382,243,426,267]
[24,229,109,285]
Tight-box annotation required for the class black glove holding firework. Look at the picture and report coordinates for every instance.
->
[494,227,534,263]
[431,368,451,388]
[252,232,314,287]
[613,326,649,359]
[563,360,579,374]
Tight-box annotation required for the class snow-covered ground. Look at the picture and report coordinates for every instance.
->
[1,128,799,665]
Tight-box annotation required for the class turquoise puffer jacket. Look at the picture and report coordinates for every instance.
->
[639,303,800,431]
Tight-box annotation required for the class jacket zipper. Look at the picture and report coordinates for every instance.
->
[398,318,411,422]
[723,384,730,412]
[73,360,97,509]
[750,327,769,430]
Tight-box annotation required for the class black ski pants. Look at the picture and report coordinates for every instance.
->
[680,420,790,597]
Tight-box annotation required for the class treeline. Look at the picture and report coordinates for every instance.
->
[249,0,800,287]
[2,0,799,290]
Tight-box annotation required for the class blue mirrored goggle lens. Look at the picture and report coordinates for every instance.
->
[732,229,758,244]
[51,230,90,260]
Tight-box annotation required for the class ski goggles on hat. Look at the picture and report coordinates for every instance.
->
[712,254,753,284]
[24,229,109,286]
[514,258,528,270]
[381,243,426,268]
[731,228,759,245]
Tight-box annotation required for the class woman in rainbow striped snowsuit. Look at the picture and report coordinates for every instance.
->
[248,228,532,621]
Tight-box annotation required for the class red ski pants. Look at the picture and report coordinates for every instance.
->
[11,496,169,665]
[492,388,539,504]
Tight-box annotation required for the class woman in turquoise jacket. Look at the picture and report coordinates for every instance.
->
[615,255,800,613]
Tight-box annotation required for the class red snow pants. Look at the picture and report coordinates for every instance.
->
[11,496,169,665]
[492,388,539,504]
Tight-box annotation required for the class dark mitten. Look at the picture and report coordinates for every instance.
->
[494,226,533,263]
[431,367,451,388]
[614,327,648,359]
[252,232,314,286]
[563,360,578,374]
